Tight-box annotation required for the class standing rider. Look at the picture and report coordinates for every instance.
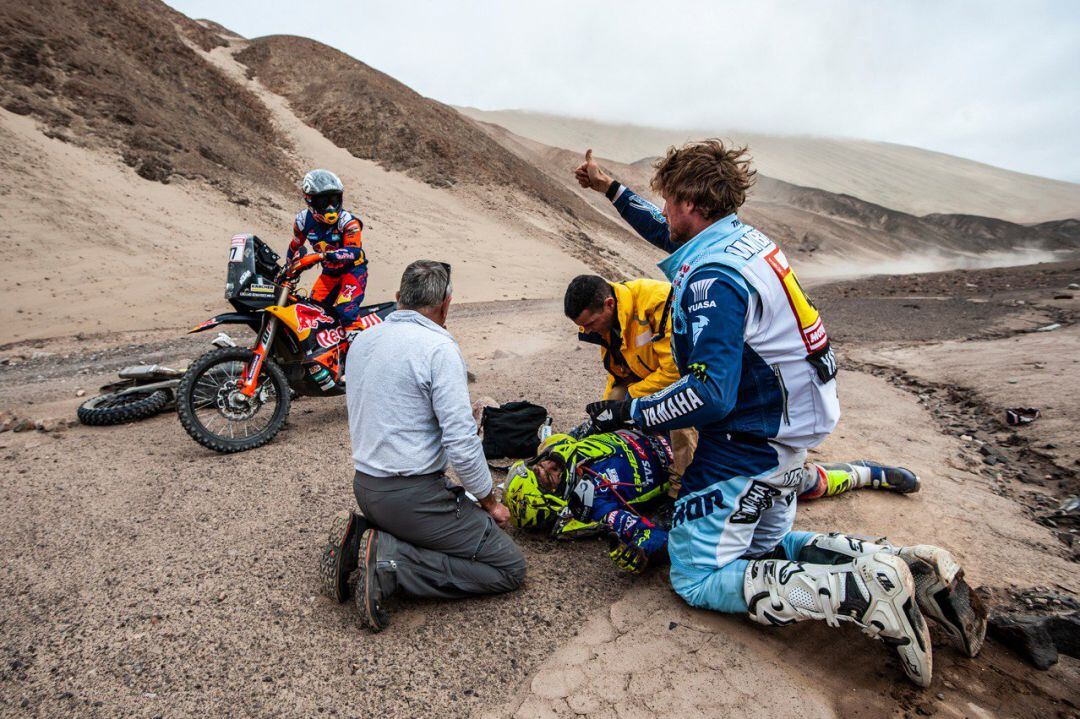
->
[576,142,986,686]
[287,169,369,329]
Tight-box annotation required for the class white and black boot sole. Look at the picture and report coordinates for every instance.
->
[855,552,933,688]
[897,545,987,658]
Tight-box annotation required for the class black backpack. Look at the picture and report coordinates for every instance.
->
[480,401,550,459]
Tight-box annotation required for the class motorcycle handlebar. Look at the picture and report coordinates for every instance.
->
[278,253,325,283]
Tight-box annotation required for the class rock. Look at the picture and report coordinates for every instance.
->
[0,410,17,432]
[75,389,86,398]
[1047,612,1080,659]
[12,418,35,433]
[988,612,1059,669]
[1067,283,1079,290]
[30,351,54,360]
[36,417,72,433]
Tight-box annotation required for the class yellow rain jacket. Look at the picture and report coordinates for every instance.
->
[578,279,679,399]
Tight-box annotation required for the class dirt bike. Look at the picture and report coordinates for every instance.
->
[176,234,394,453]
[77,364,185,426]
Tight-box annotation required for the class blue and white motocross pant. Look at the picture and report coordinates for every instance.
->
[668,444,817,613]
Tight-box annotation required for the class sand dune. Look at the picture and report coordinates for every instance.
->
[0,85,593,344]
[457,108,1080,224]
[467,119,1080,277]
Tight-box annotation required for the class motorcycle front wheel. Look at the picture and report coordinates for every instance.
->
[77,388,171,426]
[176,346,291,453]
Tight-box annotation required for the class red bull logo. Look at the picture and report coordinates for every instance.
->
[337,283,358,303]
[316,327,347,348]
[295,303,335,334]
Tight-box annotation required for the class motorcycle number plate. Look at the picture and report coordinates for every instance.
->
[229,235,246,263]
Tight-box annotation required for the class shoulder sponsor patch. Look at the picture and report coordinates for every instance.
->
[691,314,709,344]
[690,277,716,302]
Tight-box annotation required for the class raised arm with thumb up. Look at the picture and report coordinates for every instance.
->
[573,148,615,194]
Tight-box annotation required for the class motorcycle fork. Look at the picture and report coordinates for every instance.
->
[239,301,284,397]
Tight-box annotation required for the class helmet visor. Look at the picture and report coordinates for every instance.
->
[308,192,343,214]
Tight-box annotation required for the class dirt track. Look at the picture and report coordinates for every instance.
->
[1,266,1079,718]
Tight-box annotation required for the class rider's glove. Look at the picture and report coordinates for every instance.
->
[585,399,633,432]
[630,524,667,556]
[322,248,355,268]
[607,511,667,554]
[567,418,596,440]
[608,540,648,574]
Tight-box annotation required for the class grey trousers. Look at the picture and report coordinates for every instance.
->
[353,471,527,600]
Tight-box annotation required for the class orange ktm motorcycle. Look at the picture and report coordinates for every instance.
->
[176,234,394,453]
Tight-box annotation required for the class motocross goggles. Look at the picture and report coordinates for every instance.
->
[306,191,343,220]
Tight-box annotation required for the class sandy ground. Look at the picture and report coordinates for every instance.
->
[499,368,1078,719]
[1,34,1077,716]
[1,261,1079,718]
[862,325,1080,473]
[0,49,661,346]
[456,108,1080,224]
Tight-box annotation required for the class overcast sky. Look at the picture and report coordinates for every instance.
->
[167,0,1080,182]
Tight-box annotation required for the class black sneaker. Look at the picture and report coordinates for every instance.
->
[354,529,390,632]
[319,510,368,603]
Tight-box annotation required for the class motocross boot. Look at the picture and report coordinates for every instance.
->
[744,553,932,687]
[319,510,370,602]
[799,533,987,657]
[808,461,921,498]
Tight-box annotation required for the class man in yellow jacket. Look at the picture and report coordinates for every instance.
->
[564,274,695,495]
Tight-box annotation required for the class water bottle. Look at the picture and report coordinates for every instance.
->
[538,416,553,444]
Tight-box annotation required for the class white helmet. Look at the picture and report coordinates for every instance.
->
[302,169,345,224]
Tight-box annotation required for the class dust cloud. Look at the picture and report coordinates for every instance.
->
[800,247,1078,285]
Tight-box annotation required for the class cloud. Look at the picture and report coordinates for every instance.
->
[167,0,1080,181]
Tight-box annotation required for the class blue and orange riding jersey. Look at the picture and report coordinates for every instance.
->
[286,209,367,277]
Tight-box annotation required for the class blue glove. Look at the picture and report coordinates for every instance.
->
[630,525,667,556]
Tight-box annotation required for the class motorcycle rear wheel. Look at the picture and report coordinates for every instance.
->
[176,346,291,453]
[77,389,171,426]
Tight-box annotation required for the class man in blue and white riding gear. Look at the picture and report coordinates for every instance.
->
[574,143,987,685]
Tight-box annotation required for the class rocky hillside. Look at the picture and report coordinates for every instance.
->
[234,36,607,218]
[458,107,1080,224]
[0,0,295,195]
[468,118,1080,264]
